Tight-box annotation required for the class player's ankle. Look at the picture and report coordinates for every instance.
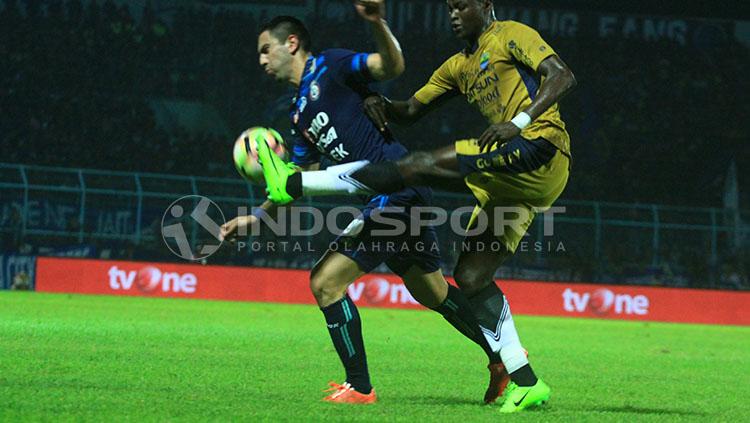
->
[509,364,538,387]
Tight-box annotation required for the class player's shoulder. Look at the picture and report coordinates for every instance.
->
[495,20,539,36]
[320,48,359,60]
[439,51,465,69]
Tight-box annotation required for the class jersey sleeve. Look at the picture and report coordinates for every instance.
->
[503,21,556,71]
[323,48,375,85]
[413,56,459,105]
[289,129,320,167]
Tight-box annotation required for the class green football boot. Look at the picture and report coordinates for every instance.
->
[498,380,551,413]
[255,131,297,204]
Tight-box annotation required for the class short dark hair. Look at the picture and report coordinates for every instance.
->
[259,16,311,52]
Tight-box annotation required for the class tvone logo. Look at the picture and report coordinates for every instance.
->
[562,288,649,315]
[347,277,418,305]
[108,265,197,294]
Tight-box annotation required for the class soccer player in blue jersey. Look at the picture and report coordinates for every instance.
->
[220,1,506,404]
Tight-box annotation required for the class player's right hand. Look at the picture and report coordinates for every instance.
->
[355,0,386,22]
[219,215,258,243]
[363,94,389,132]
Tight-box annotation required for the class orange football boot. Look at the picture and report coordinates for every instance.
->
[323,382,377,404]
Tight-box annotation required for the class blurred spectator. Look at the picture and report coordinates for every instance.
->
[11,271,31,290]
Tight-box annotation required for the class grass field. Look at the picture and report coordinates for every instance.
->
[1,291,748,421]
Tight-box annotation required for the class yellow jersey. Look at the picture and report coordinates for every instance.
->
[414,20,570,156]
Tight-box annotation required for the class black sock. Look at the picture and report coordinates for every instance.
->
[287,172,302,199]
[432,285,502,363]
[320,295,372,394]
[467,284,538,384]
[510,364,538,387]
[466,283,506,334]
[350,161,405,194]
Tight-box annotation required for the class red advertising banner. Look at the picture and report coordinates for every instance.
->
[35,257,750,325]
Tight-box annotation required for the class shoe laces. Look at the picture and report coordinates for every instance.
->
[505,382,519,397]
[324,381,352,399]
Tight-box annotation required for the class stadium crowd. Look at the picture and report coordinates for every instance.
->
[1,0,747,289]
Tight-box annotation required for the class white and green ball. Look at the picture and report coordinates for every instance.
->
[232,127,289,184]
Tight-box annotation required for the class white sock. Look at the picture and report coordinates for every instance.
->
[480,296,529,373]
[301,160,374,196]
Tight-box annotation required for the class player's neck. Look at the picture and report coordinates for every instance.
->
[466,19,495,51]
[290,52,312,87]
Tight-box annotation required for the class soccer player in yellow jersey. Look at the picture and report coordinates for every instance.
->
[257,0,575,412]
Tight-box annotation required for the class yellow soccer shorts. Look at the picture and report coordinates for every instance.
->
[455,136,570,253]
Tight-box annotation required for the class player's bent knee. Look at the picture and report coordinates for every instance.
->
[453,265,493,297]
[309,258,354,306]
[309,274,346,306]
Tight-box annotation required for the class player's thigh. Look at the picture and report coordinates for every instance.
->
[310,249,366,307]
[400,267,449,309]
[396,144,458,171]
[396,145,465,192]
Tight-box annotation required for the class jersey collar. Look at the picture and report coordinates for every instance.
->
[292,54,316,107]
[465,20,499,56]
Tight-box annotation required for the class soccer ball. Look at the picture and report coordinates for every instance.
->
[232,127,288,184]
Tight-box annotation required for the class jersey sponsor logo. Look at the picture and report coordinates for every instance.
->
[308,112,330,139]
[310,81,321,101]
[330,143,349,161]
[475,148,521,170]
[318,127,339,149]
[562,288,650,315]
[466,73,501,108]
[305,112,349,161]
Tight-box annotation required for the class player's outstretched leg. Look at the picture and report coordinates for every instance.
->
[260,144,466,205]
[350,145,466,193]
[311,250,377,404]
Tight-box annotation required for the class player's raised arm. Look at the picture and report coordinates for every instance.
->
[519,56,576,125]
[355,0,405,81]
[476,54,576,152]
[477,22,576,152]
[364,95,450,131]
[364,56,460,131]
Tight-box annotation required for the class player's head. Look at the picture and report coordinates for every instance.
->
[447,0,495,42]
[258,16,311,83]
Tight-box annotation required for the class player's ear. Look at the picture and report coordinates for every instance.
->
[286,34,301,55]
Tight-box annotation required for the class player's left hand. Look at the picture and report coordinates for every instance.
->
[363,94,388,132]
[477,122,521,152]
[355,0,386,22]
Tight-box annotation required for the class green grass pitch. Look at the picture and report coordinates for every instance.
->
[1,291,748,421]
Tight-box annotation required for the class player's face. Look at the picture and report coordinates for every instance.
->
[446,0,490,41]
[257,30,293,83]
